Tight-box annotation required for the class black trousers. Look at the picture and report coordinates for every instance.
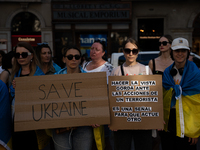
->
[114,130,152,150]
[159,109,196,150]
[12,130,39,150]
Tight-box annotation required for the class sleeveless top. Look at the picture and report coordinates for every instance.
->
[152,59,163,75]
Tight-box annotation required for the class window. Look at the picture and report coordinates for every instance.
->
[110,32,129,53]
[138,18,164,51]
[11,12,41,35]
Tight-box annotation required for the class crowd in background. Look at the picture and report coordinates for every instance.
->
[1,35,200,150]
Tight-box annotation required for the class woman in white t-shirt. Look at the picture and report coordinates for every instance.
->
[83,39,113,150]
[83,39,113,83]
[111,38,153,150]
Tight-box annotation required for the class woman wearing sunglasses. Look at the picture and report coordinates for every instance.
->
[111,38,152,150]
[148,35,173,150]
[148,35,174,75]
[83,39,113,150]
[10,41,44,150]
[52,46,93,150]
[35,43,61,75]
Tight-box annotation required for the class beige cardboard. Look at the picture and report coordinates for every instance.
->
[109,75,163,130]
[14,72,110,132]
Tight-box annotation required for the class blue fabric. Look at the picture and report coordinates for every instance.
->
[0,80,12,150]
[53,62,61,73]
[52,126,93,150]
[55,66,86,75]
[10,66,44,97]
[53,66,93,150]
[163,60,200,107]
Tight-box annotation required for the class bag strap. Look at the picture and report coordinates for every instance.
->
[121,65,124,76]
[152,59,156,74]
[83,61,89,69]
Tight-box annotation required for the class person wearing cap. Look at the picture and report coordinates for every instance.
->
[161,37,200,150]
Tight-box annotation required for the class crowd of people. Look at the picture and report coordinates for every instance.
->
[0,35,200,150]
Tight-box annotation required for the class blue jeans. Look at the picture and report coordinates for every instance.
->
[52,126,93,150]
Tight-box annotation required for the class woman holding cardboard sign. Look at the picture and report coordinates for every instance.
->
[10,41,44,150]
[111,38,153,150]
[52,46,93,150]
[83,39,114,150]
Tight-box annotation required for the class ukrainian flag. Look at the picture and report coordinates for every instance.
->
[0,80,12,150]
[163,60,200,138]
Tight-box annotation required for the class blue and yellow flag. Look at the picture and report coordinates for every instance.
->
[0,80,12,150]
[163,60,200,138]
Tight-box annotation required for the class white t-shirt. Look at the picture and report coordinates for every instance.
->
[171,66,182,108]
[0,66,4,74]
[173,66,182,85]
[83,61,113,83]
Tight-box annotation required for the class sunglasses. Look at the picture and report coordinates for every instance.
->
[124,48,139,55]
[14,52,32,59]
[65,54,81,60]
[158,41,169,46]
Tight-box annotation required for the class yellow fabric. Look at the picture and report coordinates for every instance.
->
[163,88,200,138]
[45,129,52,137]
[93,125,105,150]
[0,137,12,150]
[6,138,12,150]
[177,95,200,138]
[35,130,51,150]
[163,88,173,132]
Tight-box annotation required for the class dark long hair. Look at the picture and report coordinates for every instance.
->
[2,51,14,69]
[159,35,173,44]
[35,43,53,70]
[123,38,140,50]
[62,45,82,57]
[159,35,173,56]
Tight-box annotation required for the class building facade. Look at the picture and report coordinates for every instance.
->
[0,0,200,61]
[0,0,52,53]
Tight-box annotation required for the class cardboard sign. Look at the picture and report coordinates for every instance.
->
[14,72,110,132]
[109,75,163,130]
